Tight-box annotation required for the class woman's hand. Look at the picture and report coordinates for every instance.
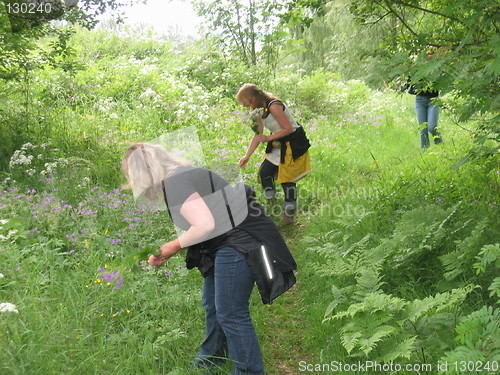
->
[256,134,269,143]
[148,240,181,267]
[148,253,166,267]
[239,155,250,168]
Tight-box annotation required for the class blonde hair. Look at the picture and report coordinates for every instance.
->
[236,83,278,108]
[121,142,192,200]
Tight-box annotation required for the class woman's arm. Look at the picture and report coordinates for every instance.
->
[149,192,215,266]
[177,192,215,247]
[239,121,264,168]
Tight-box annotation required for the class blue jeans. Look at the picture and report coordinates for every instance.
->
[193,247,264,375]
[415,95,442,148]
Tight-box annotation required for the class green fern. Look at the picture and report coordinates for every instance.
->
[473,243,500,274]
[358,325,397,355]
[341,330,363,354]
[312,199,496,365]
[439,306,500,374]
[326,293,411,357]
[353,267,384,302]
[488,277,500,302]
[455,306,499,346]
[324,284,349,317]
[418,202,460,251]
[472,243,500,304]
[405,286,475,323]
[326,288,473,362]
[384,204,455,269]
[379,336,417,362]
[312,234,381,278]
[440,219,489,280]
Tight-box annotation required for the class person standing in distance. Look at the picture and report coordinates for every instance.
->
[408,48,443,148]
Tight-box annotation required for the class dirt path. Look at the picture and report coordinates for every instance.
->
[262,223,316,374]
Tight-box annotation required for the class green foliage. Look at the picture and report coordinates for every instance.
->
[305,149,499,364]
[324,285,473,362]
[174,41,261,97]
[350,0,499,150]
[272,69,374,117]
[439,306,500,374]
[441,220,492,281]
[286,0,499,157]
[297,0,389,86]
[193,0,288,69]
[0,1,142,76]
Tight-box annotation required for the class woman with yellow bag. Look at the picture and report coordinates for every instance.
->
[236,83,311,224]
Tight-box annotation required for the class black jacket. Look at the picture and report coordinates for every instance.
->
[178,174,296,304]
[265,125,311,164]
[236,186,297,304]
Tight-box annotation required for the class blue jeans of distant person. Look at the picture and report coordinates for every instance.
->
[193,247,264,375]
[415,95,442,148]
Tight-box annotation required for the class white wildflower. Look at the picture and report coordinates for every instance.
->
[21,142,34,150]
[139,65,157,75]
[44,162,57,173]
[0,302,19,313]
[56,158,68,166]
[139,88,157,100]
[0,219,8,225]
[0,273,4,279]
[9,150,34,168]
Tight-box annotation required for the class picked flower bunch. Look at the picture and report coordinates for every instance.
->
[113,243,156,273]
[241,107,266,134]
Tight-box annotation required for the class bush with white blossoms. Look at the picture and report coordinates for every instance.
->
[7,143,93,183]
[9,149,34,168]
[0,302,19,313]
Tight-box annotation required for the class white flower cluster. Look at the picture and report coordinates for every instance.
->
[7,142,80,179]
[0,302,19,314]
[139,87,157,100]
[0,219,17,242]
[139,65,158,75]
[0,230,17,242]
[97,97,117,113]
[9,149,34,168]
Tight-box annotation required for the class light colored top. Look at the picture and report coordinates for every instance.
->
[262,100,299,165]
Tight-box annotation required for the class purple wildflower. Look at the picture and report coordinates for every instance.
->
[98,268,124,290]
